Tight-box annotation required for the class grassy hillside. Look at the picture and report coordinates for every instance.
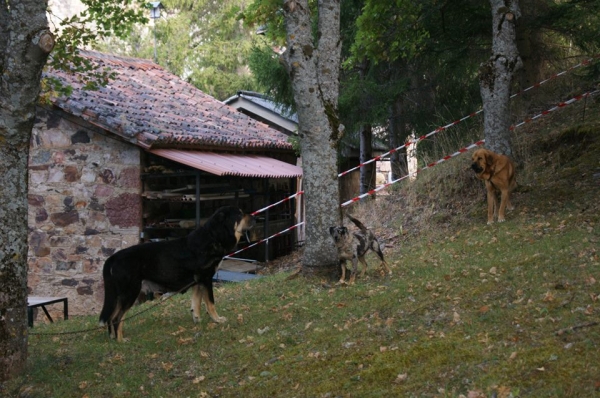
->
[2,98,599,397]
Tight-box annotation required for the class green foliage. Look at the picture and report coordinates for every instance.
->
[348,0,428,65]
[96,0,262,100]
[248,41,295,110]
[287,134,301,156]
[541,0,600,53]
[46,0,148,95]
[337,0,491,160]
[240,0,288,47]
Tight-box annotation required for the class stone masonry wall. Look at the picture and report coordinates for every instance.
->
[27,108,142,319]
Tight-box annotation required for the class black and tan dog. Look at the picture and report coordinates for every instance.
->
[329,214,392,284]
[99,206,255,342]
[471,148,516,224]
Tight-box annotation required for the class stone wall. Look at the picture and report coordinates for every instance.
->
[27,108,142,318]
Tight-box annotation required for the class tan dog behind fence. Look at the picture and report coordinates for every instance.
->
[471,148,516,224]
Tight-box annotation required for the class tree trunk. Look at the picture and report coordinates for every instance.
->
[479,0,523,157]
[282,0,342,268]
[516,0,546,105]
[359,124,375,196]
[388,97,407,180]
[0,0,54,381]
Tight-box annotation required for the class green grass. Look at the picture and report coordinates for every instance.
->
[3,101,600,397]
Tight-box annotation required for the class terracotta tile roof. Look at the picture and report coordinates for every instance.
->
[45,50,294,152]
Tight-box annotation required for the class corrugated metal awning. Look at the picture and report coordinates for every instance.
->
[149,149,303,178]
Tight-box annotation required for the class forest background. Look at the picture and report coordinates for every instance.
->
[89,0,600,167]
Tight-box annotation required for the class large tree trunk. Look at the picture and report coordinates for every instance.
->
[282,0,342,269]
[516,0,546,105]
[479,0,523,157]
[0,0,54,381]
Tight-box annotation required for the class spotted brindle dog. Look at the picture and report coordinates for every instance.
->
[329,214,392,284]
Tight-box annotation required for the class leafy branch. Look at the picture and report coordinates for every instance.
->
[43,0,149,97]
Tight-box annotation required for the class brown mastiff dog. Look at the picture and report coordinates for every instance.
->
[471,148,516,224]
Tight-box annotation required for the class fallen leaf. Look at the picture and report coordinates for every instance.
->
[192,376,205,384]
[393,373,408,383]
[496,385,513,398]
[453,311,461,323]
[468,389,485,398]
[543,291,555,302]
[509,351,517,361]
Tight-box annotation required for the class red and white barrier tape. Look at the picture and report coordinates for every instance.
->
[251,191,304,216]
[225,221,304,258]
[511,55,600,98]
[510,91,598,130]
[338,111,480,178]
[338,55,600,178]
[341,140,486,207]
[340,88,599,205]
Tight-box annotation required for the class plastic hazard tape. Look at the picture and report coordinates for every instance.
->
[511,55,600,98]
[340,88,599,206]
[510,91,598,130]
[340,140,486,207]
[338,55,600,178]
[225,222,304,258]
[251,191,304,216]
[337,111,481,178]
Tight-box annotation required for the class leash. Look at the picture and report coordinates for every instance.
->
[29,280,198,337]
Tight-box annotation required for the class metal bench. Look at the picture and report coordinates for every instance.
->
[27,296,69,327]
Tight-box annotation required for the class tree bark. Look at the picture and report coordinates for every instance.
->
[0,0,54,381]
[516,0,546,105]
[479,0,523,157]
[388,98,407,180]
[282,0,342,268]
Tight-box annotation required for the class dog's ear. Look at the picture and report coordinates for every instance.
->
[329,226,335,235]
[485,151,494,167]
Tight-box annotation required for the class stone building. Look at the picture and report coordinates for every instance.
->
[28,50,301,317]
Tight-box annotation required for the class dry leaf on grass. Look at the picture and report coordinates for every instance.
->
[192,376,205,384]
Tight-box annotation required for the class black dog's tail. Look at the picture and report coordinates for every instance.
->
[98,257,118,325]
[346,214,368,233]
